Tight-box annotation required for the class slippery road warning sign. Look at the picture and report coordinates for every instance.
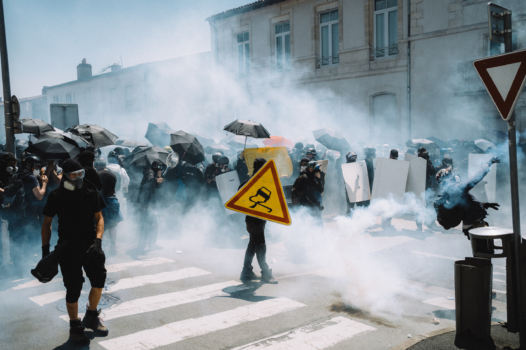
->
[225,159,291,225]
[473,49,526,121]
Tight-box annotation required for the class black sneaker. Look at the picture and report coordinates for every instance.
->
[240,271,260,281]
[82,307,109,336]
[69,319,88,344]
[261,269,278,284]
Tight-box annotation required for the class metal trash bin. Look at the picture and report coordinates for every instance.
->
[455,257,493,340]
[469,227,513,258]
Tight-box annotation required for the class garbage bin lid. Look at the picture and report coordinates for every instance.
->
[469,226,513,238]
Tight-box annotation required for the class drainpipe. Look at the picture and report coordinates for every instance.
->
[407,0,411,140]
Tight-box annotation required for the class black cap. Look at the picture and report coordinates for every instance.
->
[62,159,82,174]
[77,150,95,166]
[152,160,164,169]
[390,149,399,158]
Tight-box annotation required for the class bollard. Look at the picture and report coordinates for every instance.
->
[455,257,492,340]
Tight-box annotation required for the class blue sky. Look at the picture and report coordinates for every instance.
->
[4,0,249,97]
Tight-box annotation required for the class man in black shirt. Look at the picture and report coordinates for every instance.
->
[41,159,107,344]
[240,158,277,284]
[95,158,122,256]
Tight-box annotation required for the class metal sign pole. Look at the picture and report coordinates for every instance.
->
[503,11,526,348]
[0,0,14,154]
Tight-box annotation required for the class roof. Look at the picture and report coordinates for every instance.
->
[207,0,287,21]
[0,95,46,107]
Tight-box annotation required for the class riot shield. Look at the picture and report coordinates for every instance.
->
[341,161,370,203]
[371,158,410,202]
[405,154,427,198]
[216,171,241,215]
[318,159,329,174]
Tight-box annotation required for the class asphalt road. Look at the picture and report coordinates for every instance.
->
[0,214,510,350]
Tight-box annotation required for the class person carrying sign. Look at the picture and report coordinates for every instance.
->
[239,158,277,284]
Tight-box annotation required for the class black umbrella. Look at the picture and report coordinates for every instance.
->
[125,146,170,168]
[205,144,233,154]
[29,131,90,148]
[116,139,148,148]
[223,120,270,139]
[145,122,175,147]
[20,119,55,135]
[312,128,350,151]
[67,124,118,148]
[169,131,205,165]
[25,138,81,161]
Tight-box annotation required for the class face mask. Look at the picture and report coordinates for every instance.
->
[300,166,306,172]
[33,170,40,177]
[63,178,83,191]
[6,166,17,173]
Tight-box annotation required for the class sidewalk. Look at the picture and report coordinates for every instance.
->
[392,324,520,350]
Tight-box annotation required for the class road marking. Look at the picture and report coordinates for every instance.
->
[231,316,376,350]
[58,281,252,322]
[29,267,210,306]
[412,251,458,261]
[14,257,174,290]
[98,298,306,350]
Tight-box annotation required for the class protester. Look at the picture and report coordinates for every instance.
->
[240,158,277,284]
[136,160,164,252]
[95,158,123,256]
[77,150,102,191]
[40,158,107,344]
[234,150,249,183]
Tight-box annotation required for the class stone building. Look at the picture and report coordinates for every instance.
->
[207,0,526,145]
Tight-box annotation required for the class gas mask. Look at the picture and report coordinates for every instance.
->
[63,170,85,191]
[300,166,307,172]
[6,166,17,173]
[33,169,40,177]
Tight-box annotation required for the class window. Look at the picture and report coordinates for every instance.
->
[237,32,250,77]
[489,33,518,56]
[110,88,117,111]
[66,93,71,103]
[319,10,339,67]
[275,22,291,71]
[372,94,397,142]
[52,96,59,103]
[374,0,398,59]
[125,85,133,109]
[84,89,92,113]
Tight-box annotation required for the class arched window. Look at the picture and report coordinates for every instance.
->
[372,93,397,141]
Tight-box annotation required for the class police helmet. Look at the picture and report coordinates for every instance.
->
[300,157,310,165]
[294,142,304,150]
[308,160,320,169]
[306,148,317,156]
[212,152,223,163]
[217,156,229,165]
[346,152,357,162]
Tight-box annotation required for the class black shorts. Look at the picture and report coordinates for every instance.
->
[59,244,106,302]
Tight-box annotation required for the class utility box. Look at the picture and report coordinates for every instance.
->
[50,104,79,130]
[455,257,493,340]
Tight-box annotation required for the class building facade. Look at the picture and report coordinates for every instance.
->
[207,0,526,145]
[41,52,213,142]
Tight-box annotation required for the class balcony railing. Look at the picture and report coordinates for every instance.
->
[316,55,339,69]
[369,44,399,61]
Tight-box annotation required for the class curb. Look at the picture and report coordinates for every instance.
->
[390,322,501,350]
[390,327,456,350]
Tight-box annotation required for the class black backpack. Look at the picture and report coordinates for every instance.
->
[2,174,26,213]
[434,197,464,230]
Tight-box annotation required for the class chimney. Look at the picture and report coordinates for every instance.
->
[110,63,122,72]
[77,58,92,80]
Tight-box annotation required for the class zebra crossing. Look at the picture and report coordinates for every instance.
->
[15,256,380,350]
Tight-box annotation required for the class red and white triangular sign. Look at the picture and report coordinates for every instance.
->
[473,49,526,121]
